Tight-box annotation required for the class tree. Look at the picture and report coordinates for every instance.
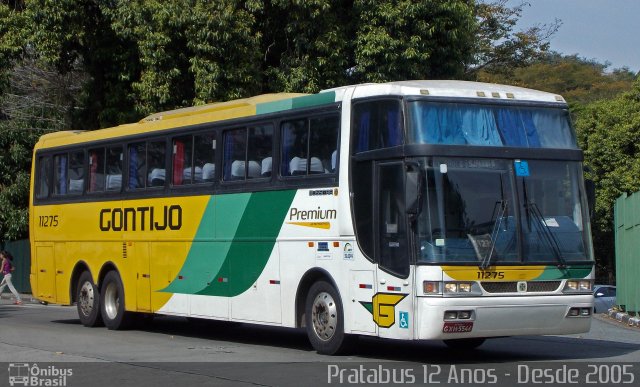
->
[574,77,640,280]
[477,53,637,107]
[467,0,559,77]
[352,0,476,81]
[0,0,563,242]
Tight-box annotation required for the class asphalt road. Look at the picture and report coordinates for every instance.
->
[1,298,639,386]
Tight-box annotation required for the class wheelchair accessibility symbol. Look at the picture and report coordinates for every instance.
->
[398,311,409,329]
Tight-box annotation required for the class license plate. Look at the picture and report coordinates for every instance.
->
[442,321,474,333]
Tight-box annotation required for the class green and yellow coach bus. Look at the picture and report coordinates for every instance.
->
[29,81,595,354]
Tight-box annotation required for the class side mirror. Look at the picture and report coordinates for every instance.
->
[405,162,424,220]
[595,292,604,298]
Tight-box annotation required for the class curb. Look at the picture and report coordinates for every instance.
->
[598,308,640,330]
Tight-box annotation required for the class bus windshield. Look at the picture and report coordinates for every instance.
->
[407,101,577,149]
[416,157,593,265]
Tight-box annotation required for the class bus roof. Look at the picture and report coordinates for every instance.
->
[326,80,566,104]
[35,93,307,149]
[35,80,566,150]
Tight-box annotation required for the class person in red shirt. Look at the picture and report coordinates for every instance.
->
[0,251,22,305]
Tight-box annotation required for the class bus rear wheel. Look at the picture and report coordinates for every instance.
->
[305,280,349,355]
[100,271,133,330]
[76,271,103,327]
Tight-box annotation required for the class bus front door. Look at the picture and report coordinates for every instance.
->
[375,162,415,340]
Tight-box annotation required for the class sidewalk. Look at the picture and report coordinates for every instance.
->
[0,293,41,305]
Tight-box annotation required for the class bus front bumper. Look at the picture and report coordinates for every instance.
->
[416,294,593,340]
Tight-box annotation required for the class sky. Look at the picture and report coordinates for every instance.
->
[510,0,640,72]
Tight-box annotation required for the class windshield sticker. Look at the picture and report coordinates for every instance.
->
[543,217,560,227]
[514,160,530,176]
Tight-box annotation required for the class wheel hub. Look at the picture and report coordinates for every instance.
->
[311,291,337,341]
[104,282,119,320]
[79,282,94,317]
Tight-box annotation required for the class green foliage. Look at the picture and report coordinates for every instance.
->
[574,77,640,273]
[0,2,27,92]
[261,0,352,92]
[0,0,574,242]
[468,0,559,77]
[354,0,475,81]
[478,53,637,107]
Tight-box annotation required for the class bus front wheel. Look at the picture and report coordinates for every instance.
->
[100,271,133,330]
[305,280,349,355]
[76,271,103,327]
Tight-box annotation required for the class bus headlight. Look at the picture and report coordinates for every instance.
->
[443,281,481,296]
[422,281,481,296]
[563,279,592,293]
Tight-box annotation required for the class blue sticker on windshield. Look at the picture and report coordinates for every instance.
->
[514,160,530,176]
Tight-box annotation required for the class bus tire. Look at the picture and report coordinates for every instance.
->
[76,271,103,327]
[305,280,348,355]
[100,271,133,330]
[443,338,486,349]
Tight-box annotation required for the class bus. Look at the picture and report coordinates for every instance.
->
[29,80,595,355]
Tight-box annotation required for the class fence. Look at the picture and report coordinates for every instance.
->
[1,239,31,294]
[614,192,640,313]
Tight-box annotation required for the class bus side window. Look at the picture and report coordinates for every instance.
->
[53,154,68,195]
[68,151,85,194]
[36,156,52,199]
[248,124,273,179]
[309,115,339,174]
[224,128,247,181]
[281,119,307,176]
[88,148,106,192]
[128,142,146,189]
[353,100,403,153]
[194,132,216,182]
[106,146,123,191]
[147,140,166,187]
[173,135,193,186]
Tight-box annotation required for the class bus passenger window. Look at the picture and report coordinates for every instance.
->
[36,156,52,199]
[172,136,193,186]
[309,115,339,174]
[224,129,247,181]
[281,119,307,176]
[248,124,273,179]
[53,154,68,195]
[68,151,85,194]
[194,132,216,182]
[128,142,146,189]
[147,140,166,187]
[106,146,123,191]
[353,100,403,153]
[88,148,106,192]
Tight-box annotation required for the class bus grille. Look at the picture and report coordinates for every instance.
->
[481,281,562,293]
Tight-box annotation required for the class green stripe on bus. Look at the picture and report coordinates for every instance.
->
[162,190,296,297]
[197,189,296,297]
[161,193,251,294]
[256,91,336,115]
[536,265,592,280]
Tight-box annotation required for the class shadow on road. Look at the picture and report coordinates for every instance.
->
[49,314,640,363]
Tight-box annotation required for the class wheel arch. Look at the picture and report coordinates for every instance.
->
[69,261,92,303]
[295,268,339,328]
[97,261,120,288]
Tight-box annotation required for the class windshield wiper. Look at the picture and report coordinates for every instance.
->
[479,200,507,269]
[524,200,567,269]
